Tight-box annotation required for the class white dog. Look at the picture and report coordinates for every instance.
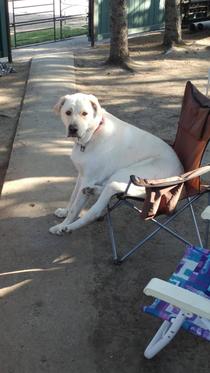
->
[49,93,183,235]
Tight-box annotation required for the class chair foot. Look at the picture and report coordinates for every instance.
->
[113,258,122,265]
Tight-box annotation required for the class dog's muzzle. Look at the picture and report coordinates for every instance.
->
[67,125,78,137]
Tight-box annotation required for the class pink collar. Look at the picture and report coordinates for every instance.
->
[93,117,104,135]
[80,117,104,152]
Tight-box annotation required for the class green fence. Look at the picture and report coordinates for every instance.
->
[94,0,164,40]
[0,0,11,61]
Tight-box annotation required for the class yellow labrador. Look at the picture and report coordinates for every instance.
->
[49,93,183,235]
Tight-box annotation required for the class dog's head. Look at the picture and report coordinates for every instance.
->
[54,93,103,143]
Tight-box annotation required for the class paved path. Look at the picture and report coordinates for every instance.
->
[0,46,97,373]
[12,35,89,61]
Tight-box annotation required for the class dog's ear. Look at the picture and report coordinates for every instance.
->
[53,96,66,115]
[88,94,101,115]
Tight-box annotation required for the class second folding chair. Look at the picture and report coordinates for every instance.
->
[143,245,210,358]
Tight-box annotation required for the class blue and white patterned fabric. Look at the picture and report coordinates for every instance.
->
[143,246,210,341]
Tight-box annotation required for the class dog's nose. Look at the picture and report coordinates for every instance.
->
[68,125,78,137]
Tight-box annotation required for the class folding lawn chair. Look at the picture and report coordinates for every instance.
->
[107,81,210,264]
[143,245,210,359]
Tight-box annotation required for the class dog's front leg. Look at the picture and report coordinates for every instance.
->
[62,183,117,233]
[49,185,90,235]
[54,175,82,219]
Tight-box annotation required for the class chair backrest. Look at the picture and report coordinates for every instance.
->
[173,81,210,195]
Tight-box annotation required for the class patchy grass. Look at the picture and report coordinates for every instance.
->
[11,25,87,47]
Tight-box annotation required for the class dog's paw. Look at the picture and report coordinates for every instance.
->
[54,208,68,218]
[63,225,72,234]
[49,223,65,236]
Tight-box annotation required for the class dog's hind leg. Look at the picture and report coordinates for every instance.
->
[61,167,147,234]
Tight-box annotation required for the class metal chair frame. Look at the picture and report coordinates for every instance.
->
[107,180,210,264]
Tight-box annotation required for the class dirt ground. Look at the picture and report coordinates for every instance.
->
[75,30,210,141]
[74,30,210,372]
[1,30,210,372]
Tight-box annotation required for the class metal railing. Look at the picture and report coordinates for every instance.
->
[9,0,88,47]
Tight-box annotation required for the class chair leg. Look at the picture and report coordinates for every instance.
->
[206,68,210,96]
[204,192,210,248]
[188,197,203,248]
[144,311,186,359]
[107,193,205,264]
[106,207,119,264]
[107,196,195,264]
[205,220,210,249]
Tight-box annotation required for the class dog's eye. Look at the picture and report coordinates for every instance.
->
[66,110,72,116]
[82,112,88,117]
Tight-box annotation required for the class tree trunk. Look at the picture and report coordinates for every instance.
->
[106,0,130,67]
[163,0,183,49]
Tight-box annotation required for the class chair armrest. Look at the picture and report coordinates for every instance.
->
[130,175,183,188]
[130,164,210,188]
[143,278,210,320]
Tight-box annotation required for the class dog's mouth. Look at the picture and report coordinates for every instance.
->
[67,132,78,138]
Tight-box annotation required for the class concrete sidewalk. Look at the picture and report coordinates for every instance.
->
[0,50,97,373]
